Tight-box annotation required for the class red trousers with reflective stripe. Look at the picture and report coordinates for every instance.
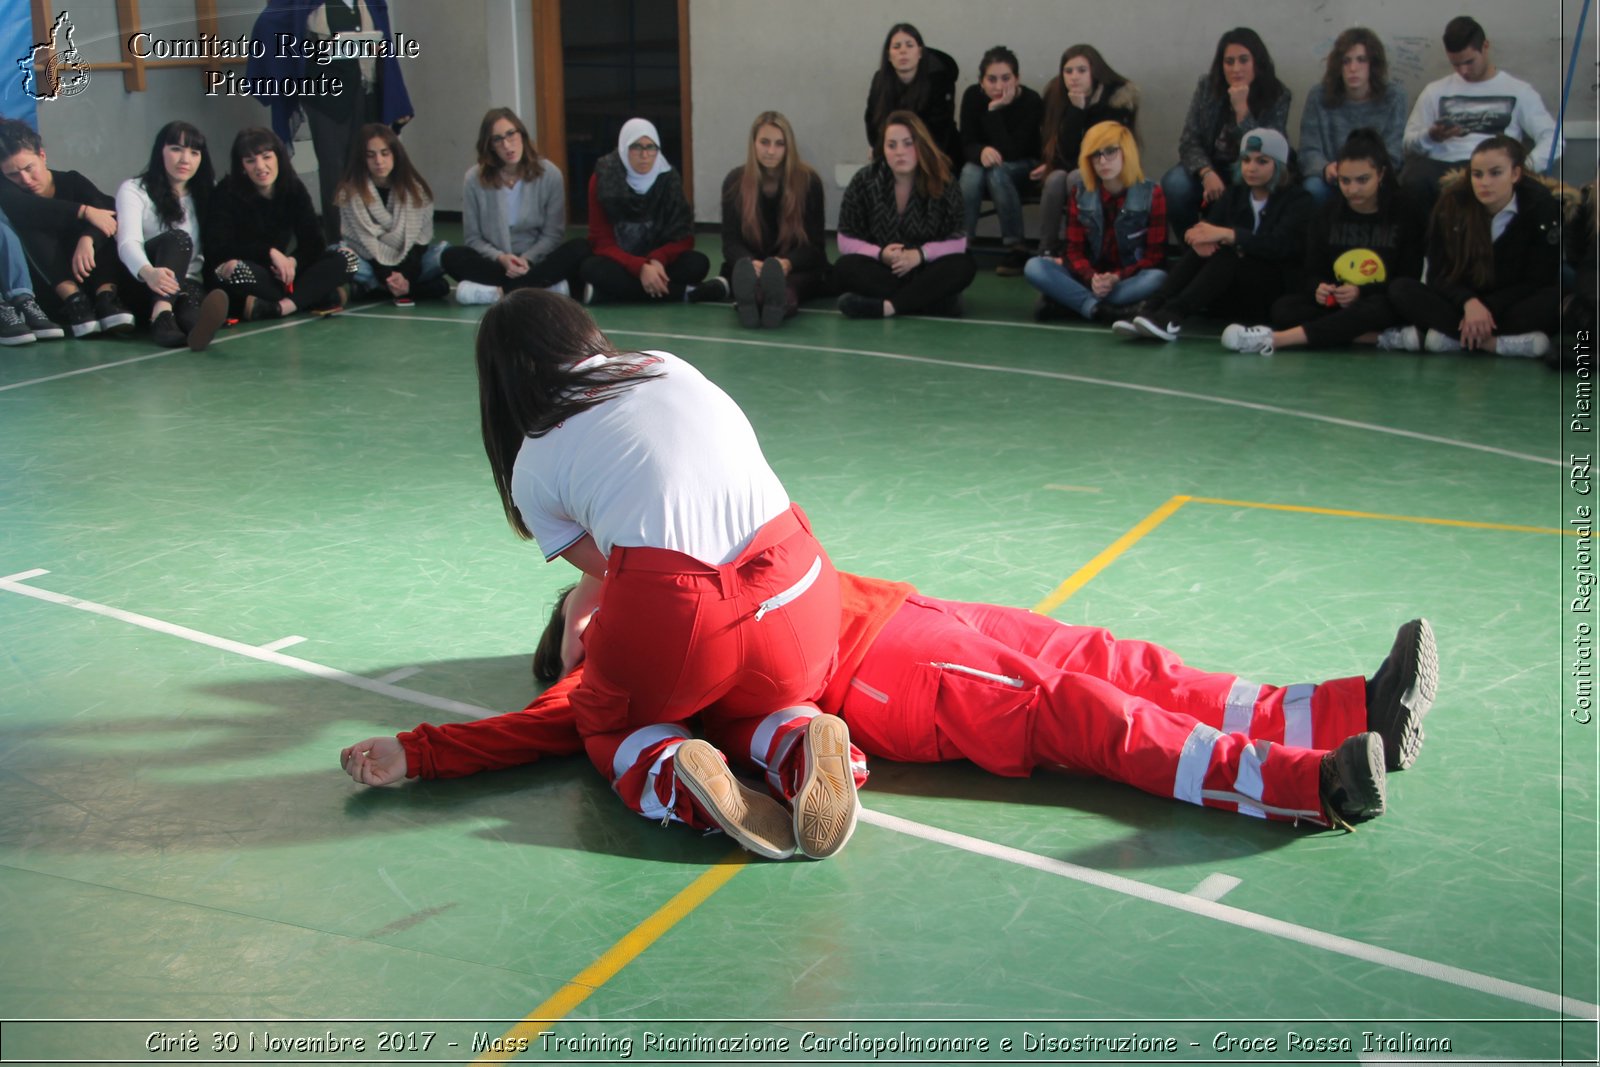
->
[569,504,840,738]
[837,594,1366,822]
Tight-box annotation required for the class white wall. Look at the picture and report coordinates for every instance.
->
[687,0,1593,227]
[33,0,539,213]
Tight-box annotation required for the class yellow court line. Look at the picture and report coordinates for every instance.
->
[1186,496,1575,536]
[473,851,750,1063]
[1033,495,1192,615]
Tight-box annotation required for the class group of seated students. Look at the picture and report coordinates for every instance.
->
[0,15,1579,358]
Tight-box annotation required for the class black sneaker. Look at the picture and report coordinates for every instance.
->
[0,301,34,345]
[149,310,186,348]
[731,260,760,328]
[11,295,64,340]
[1132,311,1182,341]
[995,245,1030,277]
[185,290,228,352]
[686,275,729,304]
[837,292,884,319]
[59,291,101,337]
[93,289,135,334]
[1366,619,1438,770]
[241,295,281,322]
[1318,732,1387,829]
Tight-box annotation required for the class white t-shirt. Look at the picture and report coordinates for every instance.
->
[510,350,791,566]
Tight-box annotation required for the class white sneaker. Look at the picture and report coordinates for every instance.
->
[1221,323,1275,355]
[545,280,570,298]
[1493,331,1551,358]
[581,282,596,305]
[454,280,501,305]
[1423,329,1462,353]
[1374,325,1421,352]
[1132,314,1180,341]
[1110,318,1143,338]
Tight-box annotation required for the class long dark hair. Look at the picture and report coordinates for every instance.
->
[866,23,933,145]
[475,289,660,539]
[475,107,544,188]
[336,122,432,208]
[532,583,576,683]
[1040,43,1134,163]
[226,127,304,201]
[1431,135,1526,290]
[1207,28,1286,117]
[1321,27,1391,105]
[139,121,213,228]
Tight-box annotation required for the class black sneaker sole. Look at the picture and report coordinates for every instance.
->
[731,260,759,329]
[1372,619,1438,771]
[1332,732,1387,819]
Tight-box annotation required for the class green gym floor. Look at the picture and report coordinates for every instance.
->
[0,234,1593,1066]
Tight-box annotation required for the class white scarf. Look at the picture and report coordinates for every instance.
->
[616,117,669,195]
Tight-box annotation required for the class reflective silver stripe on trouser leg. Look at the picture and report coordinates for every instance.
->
[1282,683,1315,749]
[750,705,819,795]
[1173,723,1222,805]
[612,723,693,822]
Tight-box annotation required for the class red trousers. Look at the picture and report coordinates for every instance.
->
[587,593,1367,829]
[570,504,841,738]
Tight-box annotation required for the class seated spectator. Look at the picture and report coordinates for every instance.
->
[1298,28,1408,203]
[335,123,448,306]
[835,110,977,319]
[1033,44,1140,255]
[1161,28,1292,237]
[578,118,709,303]
[1116,128,1311,343]
[206,127,351,321]
[864,23,961,164]
[957,45,1042,274]
[700,111,827,329]
[0,118,134,337]
[1220,129,1423,355]
[1388,135,1561,357]
[440,108,585,305]
[0,208,65,345]
[1400,16,1562,214]
[1024,121,1166,324]
[115,121,228,350]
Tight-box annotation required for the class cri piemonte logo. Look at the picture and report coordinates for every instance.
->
[20,11,91,101]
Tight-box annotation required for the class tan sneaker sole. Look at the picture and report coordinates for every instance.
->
[792,714,859,859]
[673,740,796,860]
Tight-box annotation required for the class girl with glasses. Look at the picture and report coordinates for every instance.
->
[579,118,710,303]
[1033,44,1140,256]
[442,108,587,305]
[1024,121,1166,325]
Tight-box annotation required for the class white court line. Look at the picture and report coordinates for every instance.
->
[258,635,307,652]
[0,317,321,395]
[2,569,1593,1022]
[342,312,1556,468]
[374,665,423,685]
[1189,872,1243,901]
[859,809,1598,1020]
[0,571,491,719]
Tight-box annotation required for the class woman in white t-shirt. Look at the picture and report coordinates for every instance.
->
[114,121,227,350]
[474,289,854,860]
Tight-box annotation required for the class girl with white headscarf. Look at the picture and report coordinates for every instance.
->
[578,118,710,301]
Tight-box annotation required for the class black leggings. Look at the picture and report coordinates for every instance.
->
[1152,249,1289,322]
[125,231,207,319]
[1388,277,1560,338]
[1270,290,1403,347]
[832,253,977,315]
[217,250,349,315]
[579,250,710,302]
[442,238,588,293]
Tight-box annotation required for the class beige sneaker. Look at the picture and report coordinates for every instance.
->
[673,740,796,860]
[791,714,860,859]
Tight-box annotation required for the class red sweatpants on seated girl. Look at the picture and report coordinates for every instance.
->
[568,503,841,739]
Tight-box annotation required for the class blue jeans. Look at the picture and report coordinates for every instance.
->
[0,205,34,299]
[1302,174,1336,204]
[341,240,446,298]
[960,159,1036,245]
[1024,255,1167,318]
[1160,164,1205,239]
